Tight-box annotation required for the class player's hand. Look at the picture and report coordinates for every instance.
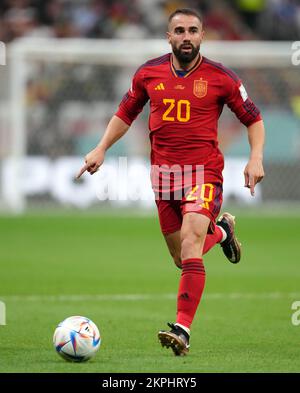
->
[243,158,264,196]
[76,146,105,179]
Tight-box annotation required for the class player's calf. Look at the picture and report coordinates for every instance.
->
[171,252,182,269]
[164,231,182,269]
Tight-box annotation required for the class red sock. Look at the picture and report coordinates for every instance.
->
[176,258,206,329]
[202,225,223,255]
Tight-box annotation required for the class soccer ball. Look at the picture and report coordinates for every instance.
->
[53,316,101,362]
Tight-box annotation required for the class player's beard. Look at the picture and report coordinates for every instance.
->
[172,43,200,67]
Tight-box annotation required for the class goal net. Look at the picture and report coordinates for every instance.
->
[1,38,299,212]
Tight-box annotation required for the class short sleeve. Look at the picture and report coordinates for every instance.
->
[115,68,149,126]
[223,73,262,127]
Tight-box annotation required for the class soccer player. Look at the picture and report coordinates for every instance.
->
[77,8,265,356]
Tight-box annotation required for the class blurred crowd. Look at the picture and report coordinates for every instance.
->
[0,0,299,43]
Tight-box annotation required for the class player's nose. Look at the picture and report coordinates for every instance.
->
[182,30,193,40]
[182,38,192,47]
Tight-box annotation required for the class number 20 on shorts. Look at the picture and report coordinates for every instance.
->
[186,183,214,210]
[162,99,191,122]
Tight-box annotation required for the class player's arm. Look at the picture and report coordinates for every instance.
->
[77,68,149,179]
[224,75,265,196]
[244,120,265,196]
[76,116,129,179]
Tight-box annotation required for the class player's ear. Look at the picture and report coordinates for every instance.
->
[200,27,205,42]
[166,31,171,44]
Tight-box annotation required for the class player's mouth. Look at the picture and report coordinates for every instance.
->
[181,45,193,52]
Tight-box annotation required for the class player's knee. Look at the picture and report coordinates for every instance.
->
[181,234,204,260]
[181,235,197,251]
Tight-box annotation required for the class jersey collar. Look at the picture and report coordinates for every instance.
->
[170,53,203,78]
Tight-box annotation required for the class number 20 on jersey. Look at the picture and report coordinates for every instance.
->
[162,99,191,122]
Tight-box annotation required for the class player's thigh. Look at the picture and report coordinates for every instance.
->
[181,212,211,243]
[182,182,223,234]
[180,213,211,259]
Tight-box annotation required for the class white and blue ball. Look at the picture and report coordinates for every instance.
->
[53,316,101,362]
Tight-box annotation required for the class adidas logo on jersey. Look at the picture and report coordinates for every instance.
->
[155,83,165,90]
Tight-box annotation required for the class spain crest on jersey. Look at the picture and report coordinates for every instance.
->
[193,79,207,98]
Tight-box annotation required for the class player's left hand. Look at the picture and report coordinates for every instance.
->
[243,158,264,196]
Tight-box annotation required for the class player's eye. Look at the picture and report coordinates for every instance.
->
[174,27,185,34]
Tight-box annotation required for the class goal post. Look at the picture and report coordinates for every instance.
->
[2,38,299,213]
[4,42,28,213]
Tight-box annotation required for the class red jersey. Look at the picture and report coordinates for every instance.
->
[115,53,261,189]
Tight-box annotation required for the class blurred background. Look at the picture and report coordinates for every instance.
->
[1,1,300,374]
[1,0,300,42]
[0,0,299,212]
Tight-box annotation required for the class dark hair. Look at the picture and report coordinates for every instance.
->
[168,8,203,26]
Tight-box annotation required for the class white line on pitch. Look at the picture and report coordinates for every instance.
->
[1,292,300,302]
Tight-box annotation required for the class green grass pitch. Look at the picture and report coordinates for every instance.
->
[0,212,299,373]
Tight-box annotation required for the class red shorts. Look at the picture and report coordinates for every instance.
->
[155,183,223,235]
